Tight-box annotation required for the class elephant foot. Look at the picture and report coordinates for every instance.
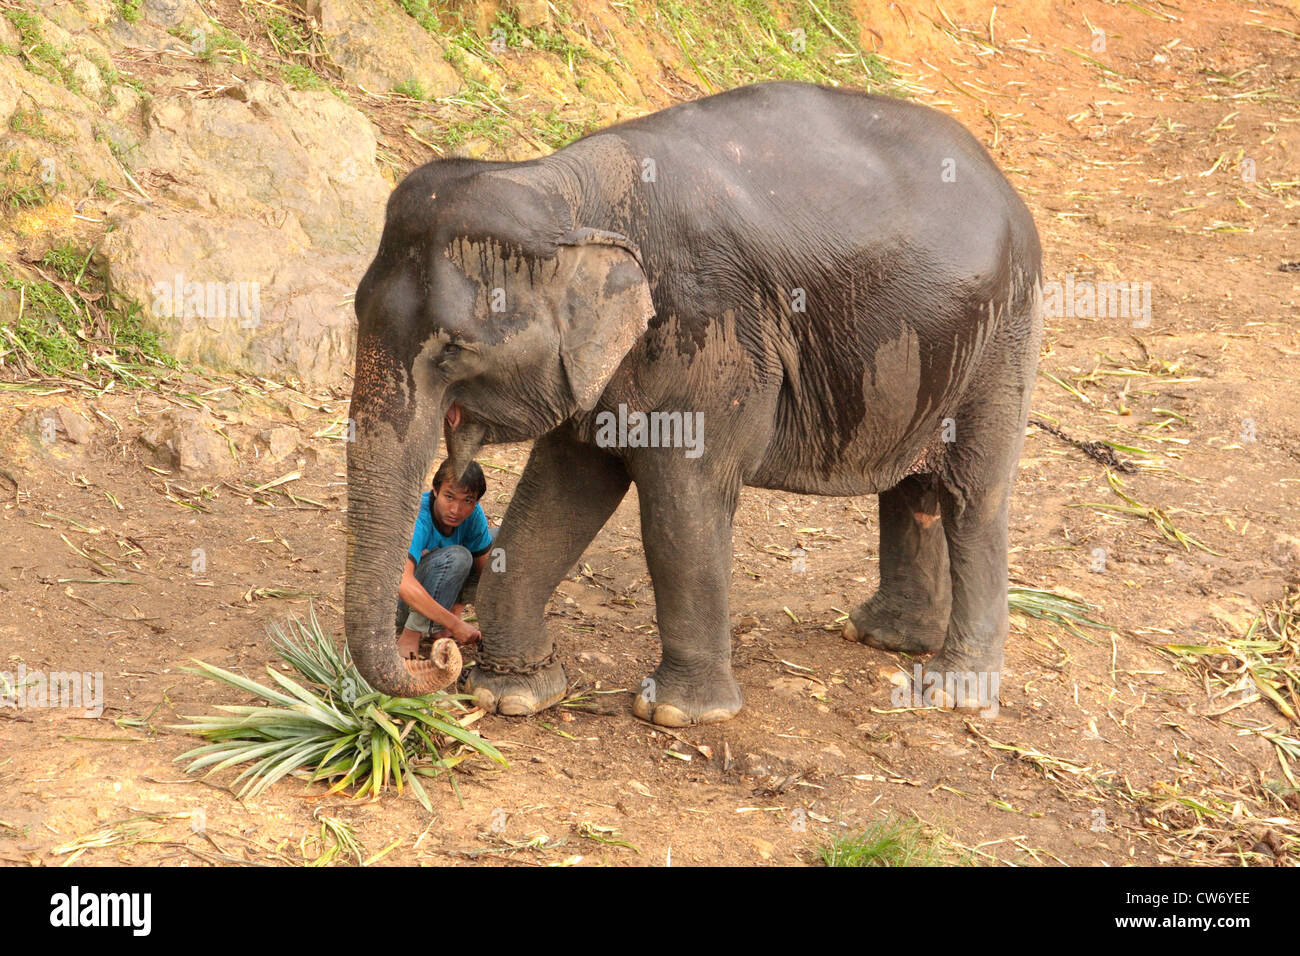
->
[843,591,947,654]
[462,661,567,717]
[907,650,1002,718]
[630,669,743,727]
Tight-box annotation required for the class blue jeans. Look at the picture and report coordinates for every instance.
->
[394,528,496,636]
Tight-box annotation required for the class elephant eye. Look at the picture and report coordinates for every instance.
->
[440,341,462,360]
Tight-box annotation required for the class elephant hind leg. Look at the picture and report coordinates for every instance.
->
[919,332,1038,718]
[843,473,951,654]
[919,466,1011,718]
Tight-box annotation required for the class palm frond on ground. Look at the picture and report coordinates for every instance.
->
[174,602,505,810]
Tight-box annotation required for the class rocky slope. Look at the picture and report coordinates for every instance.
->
[1,0,906,385]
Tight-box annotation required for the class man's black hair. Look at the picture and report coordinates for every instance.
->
[431,459,487,500]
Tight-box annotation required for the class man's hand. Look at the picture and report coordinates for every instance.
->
[448,618,481,646]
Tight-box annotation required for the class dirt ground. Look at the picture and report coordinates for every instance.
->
[2,0,1300,866]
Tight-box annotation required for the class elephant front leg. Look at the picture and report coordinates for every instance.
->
[464,427,630,716]
[631,468,744,727]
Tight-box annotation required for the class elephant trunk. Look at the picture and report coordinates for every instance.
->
[345,405,461,697]
[446,414,487,489]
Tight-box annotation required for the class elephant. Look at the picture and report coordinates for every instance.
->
[345,80,1043,726]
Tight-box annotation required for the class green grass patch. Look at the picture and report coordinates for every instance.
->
[259,7,335,93]
[1,150,59,209]
[489,7,592,68]
[391,77,431,100]
[425,0,900,157]
[264,13,310,53]
[0,241,176,384]
[533,106,603,150]
[438,78,513,148]
[818,815,965,866]
[0,181,47,210]
[168,20,250,65]
[281,63,325,91]
[8,108,65,143]
[397,0,441,34]
[3,9,84,93]
[84,50,122,106]
[649,0,896,93]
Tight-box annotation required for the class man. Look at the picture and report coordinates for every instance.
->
[395,460,496,660]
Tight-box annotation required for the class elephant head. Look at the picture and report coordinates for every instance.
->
[345,158,656,696]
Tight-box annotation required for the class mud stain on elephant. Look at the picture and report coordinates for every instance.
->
[864,321,930,443]
[439,238,566,343]
[592,306,755,461]
[832,321,947,488]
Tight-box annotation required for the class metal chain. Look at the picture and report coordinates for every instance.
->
[471,645,561,676]
[1030,418,1136,474]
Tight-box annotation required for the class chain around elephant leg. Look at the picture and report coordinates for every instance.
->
[462,655,567,716]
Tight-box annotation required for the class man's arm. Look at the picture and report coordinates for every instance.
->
[398,557,466,634]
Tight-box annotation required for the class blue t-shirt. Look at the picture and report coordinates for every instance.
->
[407,493,494,564]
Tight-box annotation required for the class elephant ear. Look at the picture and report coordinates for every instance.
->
[553,228,655,411]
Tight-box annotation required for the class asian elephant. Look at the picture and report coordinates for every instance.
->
[345,80,1042,725]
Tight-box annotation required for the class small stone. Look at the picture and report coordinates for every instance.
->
[576,650,615,667]
[71,57,105,100]
[554,579,584,605]
[876,665,910,687]
[138,410,238,477]
[513,0,551,29]
[57,408,94,444]
[258,426,299,462]
[769,676,809,699]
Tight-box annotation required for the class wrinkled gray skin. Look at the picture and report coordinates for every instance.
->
[346,81,1042,725]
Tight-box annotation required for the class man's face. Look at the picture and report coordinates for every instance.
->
[432,481,477,530]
